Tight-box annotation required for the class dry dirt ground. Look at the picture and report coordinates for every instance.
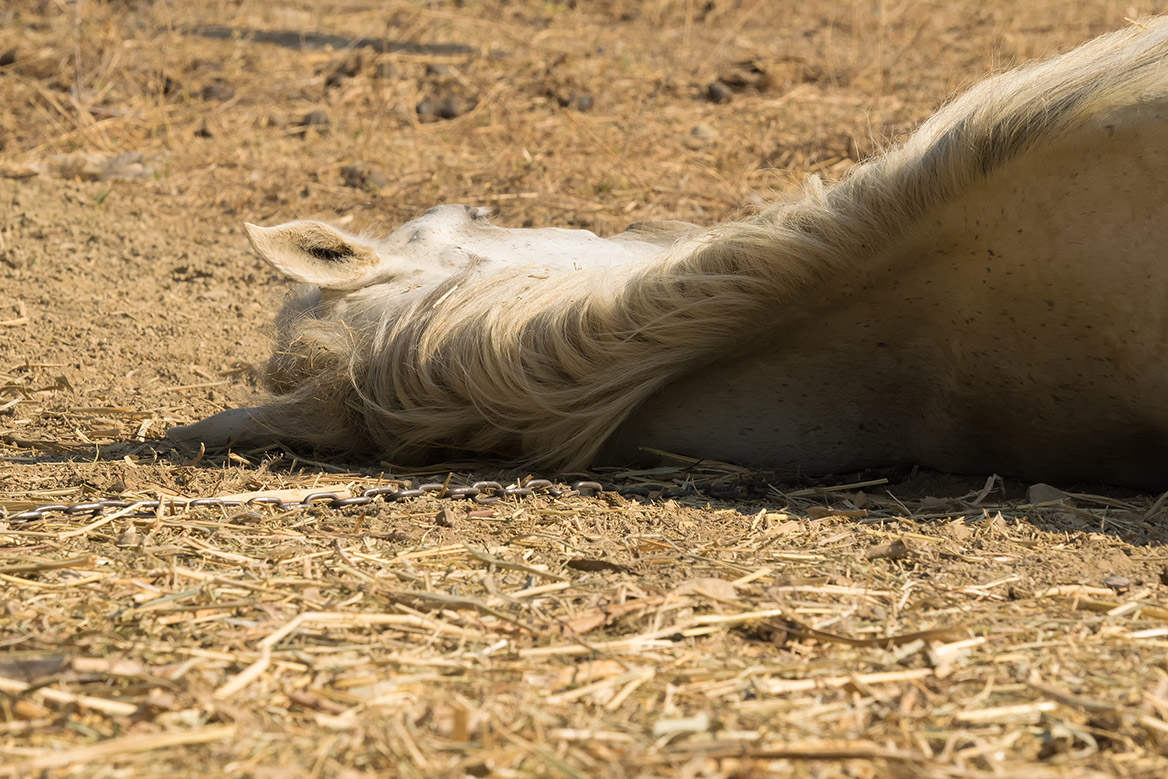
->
[3,1,1168,776]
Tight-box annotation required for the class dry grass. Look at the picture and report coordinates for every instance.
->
[4,472,1168,777]
[3,1,1168,776]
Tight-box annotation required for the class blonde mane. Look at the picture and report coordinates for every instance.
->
[260,19,1168,468]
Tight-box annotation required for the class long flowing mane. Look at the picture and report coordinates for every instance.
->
[262,19,1168,467]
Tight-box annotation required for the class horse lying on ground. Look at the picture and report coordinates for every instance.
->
[168,19,1168,489]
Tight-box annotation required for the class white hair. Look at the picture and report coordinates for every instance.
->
[252,19,1168,468]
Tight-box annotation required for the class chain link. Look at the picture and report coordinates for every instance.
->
[0,473,770,526]
[0,479,612,526]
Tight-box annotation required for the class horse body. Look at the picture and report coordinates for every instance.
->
[609,120,1168,485]
[169,20,1168,488]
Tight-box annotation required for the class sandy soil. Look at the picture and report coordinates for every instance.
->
[2,1,1168,776]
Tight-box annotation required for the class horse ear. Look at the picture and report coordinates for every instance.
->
[245,221,382,290]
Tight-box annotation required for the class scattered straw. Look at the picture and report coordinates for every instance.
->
[2,1,1167,776]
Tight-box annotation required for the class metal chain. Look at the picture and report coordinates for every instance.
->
[0,479,612,526]
[0,471,775,527]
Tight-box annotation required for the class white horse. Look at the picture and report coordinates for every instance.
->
[169,20,1168,489]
